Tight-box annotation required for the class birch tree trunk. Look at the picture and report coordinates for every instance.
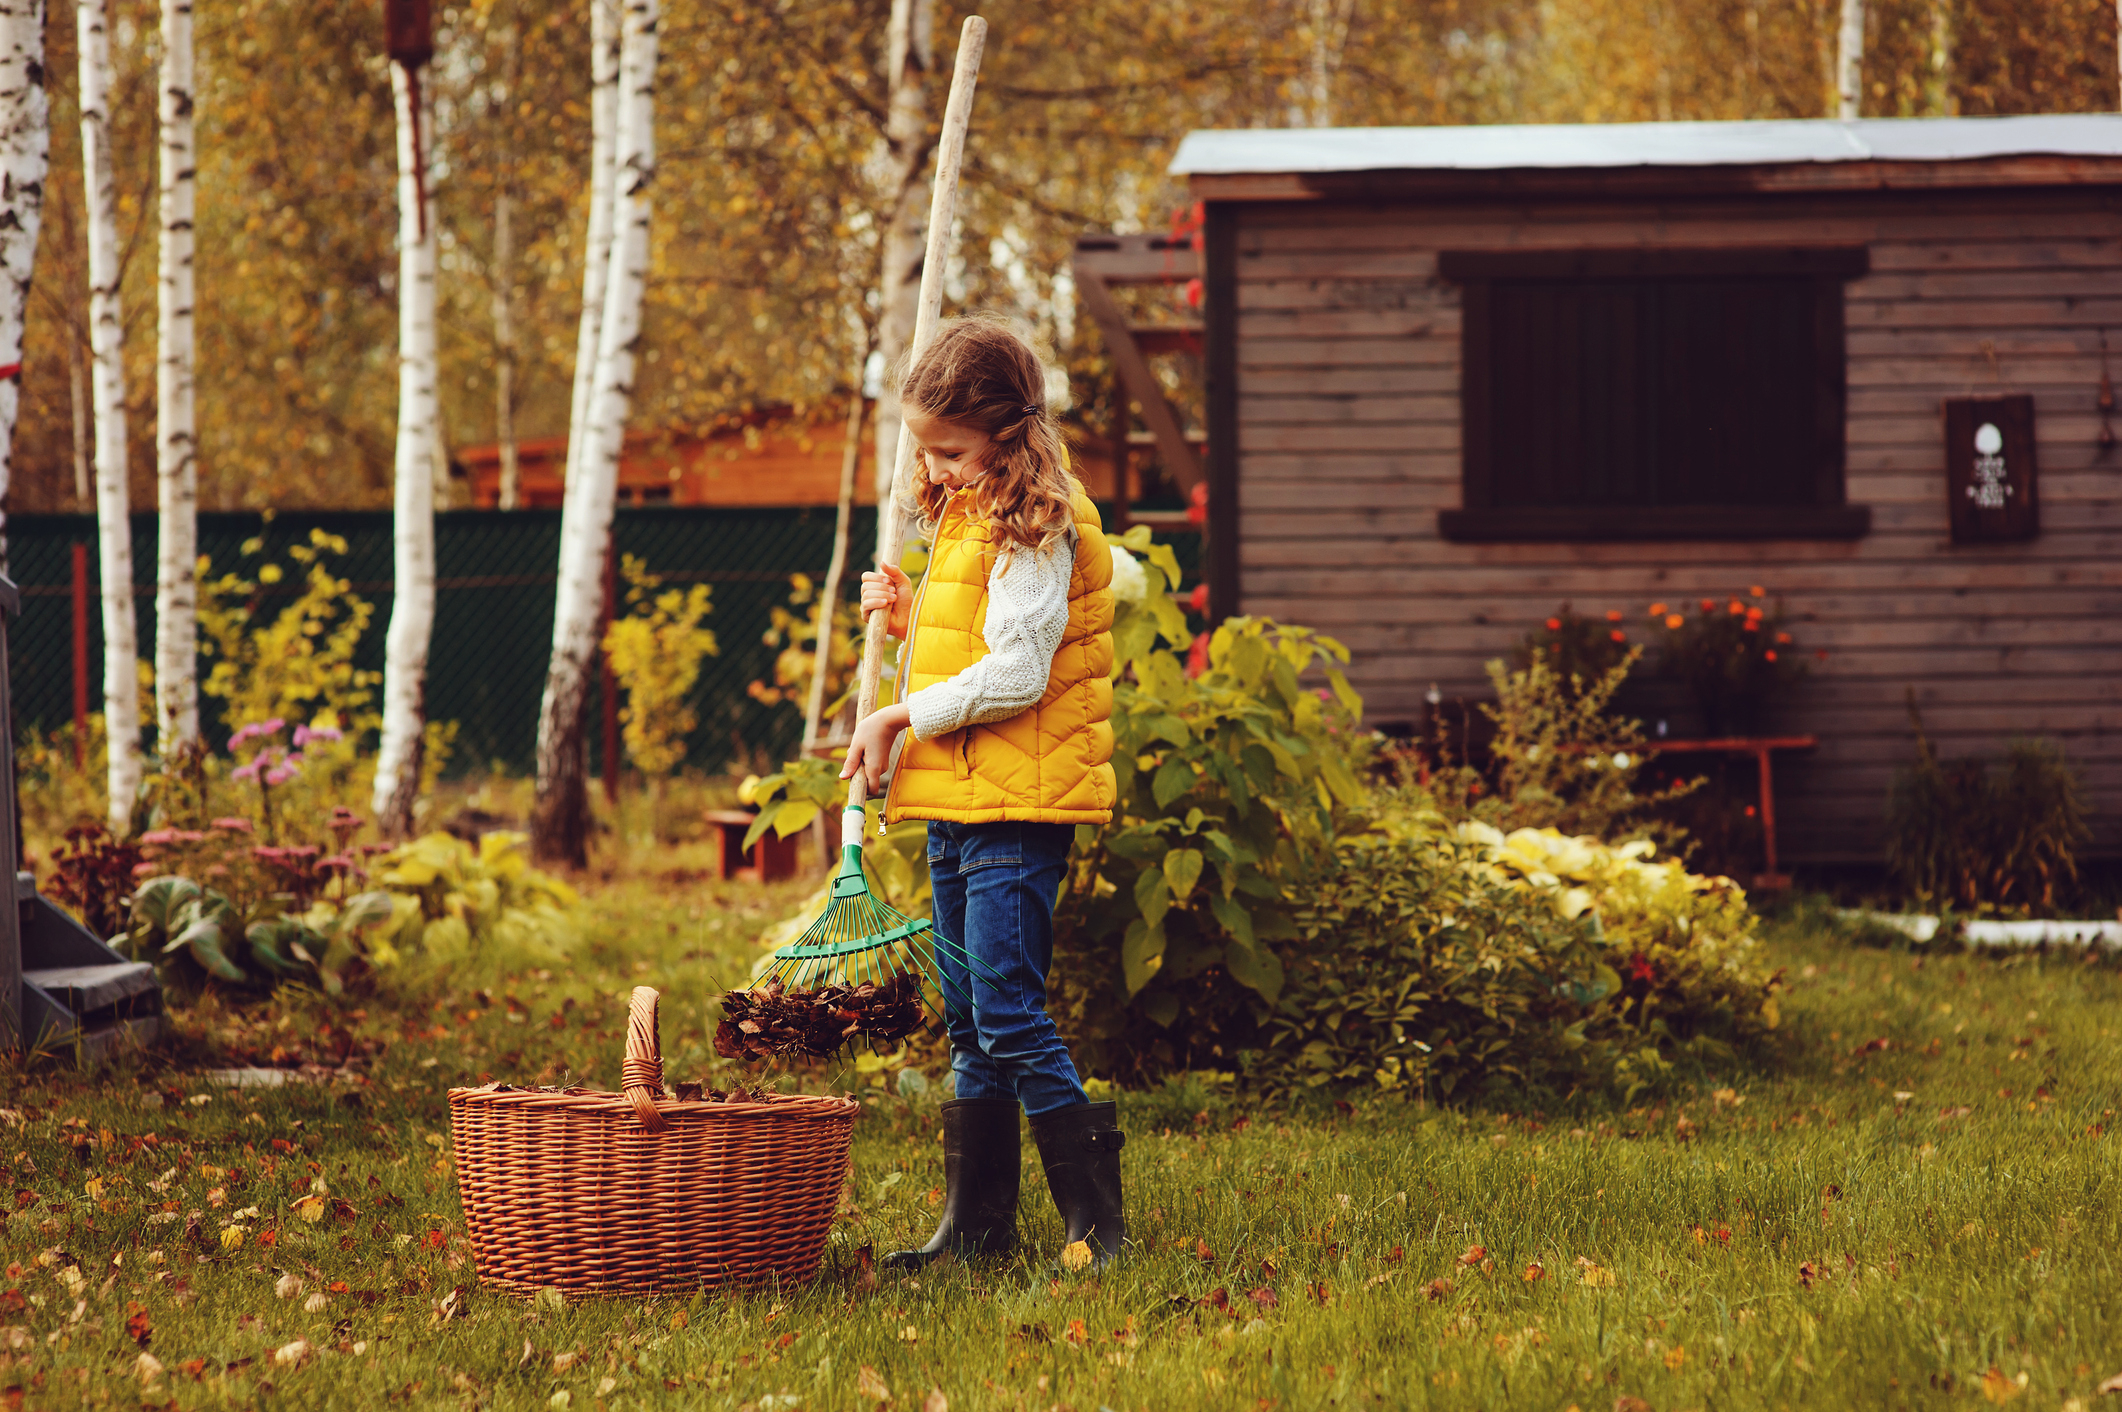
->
[0,0,50,569]
[868,0,931,561]
[372,59,439,833]
[802,388,865,751]
[154,0,198,751]
[532,0,656,867]
[1836,0,1865,119]
[80,0,140,831]
[562,0,620,495]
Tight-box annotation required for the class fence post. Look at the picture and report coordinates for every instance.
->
[600,543,619,805]
[70,543,89,768]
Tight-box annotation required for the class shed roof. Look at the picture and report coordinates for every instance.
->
[1169,114,2122,177]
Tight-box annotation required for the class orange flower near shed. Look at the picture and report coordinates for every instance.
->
[1649,602,1667,616]
[1605,609,1623,622]
[1665,614,1684,629]
[1546,617,1562,631]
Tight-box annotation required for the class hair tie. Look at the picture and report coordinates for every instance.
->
[1023,403,1041,415]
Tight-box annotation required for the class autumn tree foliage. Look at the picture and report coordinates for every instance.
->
[3,0,2113,515]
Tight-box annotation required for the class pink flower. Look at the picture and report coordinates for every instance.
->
[264,764,299,786]
[211,817,254,832]
[139,829,178,846]
[292,724,342,747]
[131,862,160,878]
[231,760,262,781]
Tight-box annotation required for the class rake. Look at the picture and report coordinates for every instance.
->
[724,17,995,1061]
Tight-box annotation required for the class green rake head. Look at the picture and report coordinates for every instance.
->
[726,807,1005,1060]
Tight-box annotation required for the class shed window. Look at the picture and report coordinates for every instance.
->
[1438,247,1871,541]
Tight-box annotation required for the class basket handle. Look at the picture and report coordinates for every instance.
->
[622,986,669,1133]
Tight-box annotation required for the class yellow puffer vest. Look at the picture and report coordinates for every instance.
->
[884,488,1116,825]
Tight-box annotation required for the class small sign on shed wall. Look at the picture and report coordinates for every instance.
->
[1943,395,2038,543]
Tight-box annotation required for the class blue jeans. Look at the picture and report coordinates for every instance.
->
[926,820,1089,1117]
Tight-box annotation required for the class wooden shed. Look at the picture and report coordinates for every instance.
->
[1175,114,2122,865]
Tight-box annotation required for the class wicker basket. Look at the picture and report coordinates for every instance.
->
[449,986,860,1297]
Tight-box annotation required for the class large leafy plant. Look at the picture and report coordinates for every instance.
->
[1258,821,1780,1102]
[1052,528,1368,1057]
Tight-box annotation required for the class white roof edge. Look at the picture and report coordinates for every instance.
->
[1168,114,2122,177]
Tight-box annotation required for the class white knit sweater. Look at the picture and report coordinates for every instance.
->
[905,539,1075,742]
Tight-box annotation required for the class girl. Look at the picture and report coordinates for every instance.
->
[842,317,1126,1271]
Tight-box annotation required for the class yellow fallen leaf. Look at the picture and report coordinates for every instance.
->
[1980,1366,2025,1404]
[1664,1345,1687,1371]
[1577,1261,1616,1288]
[856,1364,891,1404]
[1060,1240,1094,1272]
[293,1195,327,1225]
[273,1339,311,1367]
[218,1226,246,1252]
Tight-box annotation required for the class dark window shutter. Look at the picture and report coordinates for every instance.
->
[1443,247,1865,540]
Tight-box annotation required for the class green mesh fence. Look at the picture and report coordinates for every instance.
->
[4,506,1200,778]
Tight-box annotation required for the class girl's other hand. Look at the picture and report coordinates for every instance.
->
[840,702,913,795]
[860,564,913,639]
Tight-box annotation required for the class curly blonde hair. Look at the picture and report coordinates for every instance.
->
[897,316,1079,560]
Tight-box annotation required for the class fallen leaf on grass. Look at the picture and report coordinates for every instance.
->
[668,1309,687,1331]
[1195,1239,1216,1264]
[1060,1241,1093,1273]
[922,1392,949,1412]
[553,1351,579,1373]
[125,1302,151,1346]
[1797,1262,1818,1290]
[2098,1371,2122,1394]
[1981,1366,2027,1403]
[1575,1258,1615,1288]
[1423,1278,1454,1301]
[1307,1280,1331,1305]
[275,1274,303,1300]
[1457,1245,1487,1266]
[1247,1287,1278,1311]
[853,1243,878,1297]
[1523,1262,1546,1283]
[273,1339,312,1367]
[1664,1345,1687,1371]
[1199,1288,1231,1314]
[1064,1318,1087,1346]
[293,1195,327,1224]
[533,1287,566,1313]
[1615,1398,1654,1412]
[134,1352,164,1384]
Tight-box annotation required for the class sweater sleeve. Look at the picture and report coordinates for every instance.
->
[905,541,1075,742]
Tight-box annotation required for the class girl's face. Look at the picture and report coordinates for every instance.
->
[904,411,993,490]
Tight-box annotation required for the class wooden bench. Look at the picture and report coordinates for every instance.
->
[703,810,804,883]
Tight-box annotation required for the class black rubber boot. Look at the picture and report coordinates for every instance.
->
[882,1098,1021,1270]
[1029,1100,1127,1269]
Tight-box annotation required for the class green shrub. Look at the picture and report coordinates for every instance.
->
[120,830,580,995]
[1259,824,1779,1101]
[1886,703,2090,913]
[1425,651,1695,850]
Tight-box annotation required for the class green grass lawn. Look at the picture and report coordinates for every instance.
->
[4,864,2119,1411]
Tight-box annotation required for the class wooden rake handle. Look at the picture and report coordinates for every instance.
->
[622,985,669,1132]
[847,14,989,815]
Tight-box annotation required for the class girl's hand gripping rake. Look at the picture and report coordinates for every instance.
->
[718,18,993,1064]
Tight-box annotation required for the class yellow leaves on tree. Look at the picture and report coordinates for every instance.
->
[601,555,718,783]
[198,529,378,738]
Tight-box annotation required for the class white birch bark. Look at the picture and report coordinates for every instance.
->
[562,0,620,494]
[1836,0,1865,119]
[868,0,931,560]
[493,183,517,508]
[372,60,439,831]
[154,0,198,751]
[80,0,140,831]
[533,0,655,865]
[0,0,49,569]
